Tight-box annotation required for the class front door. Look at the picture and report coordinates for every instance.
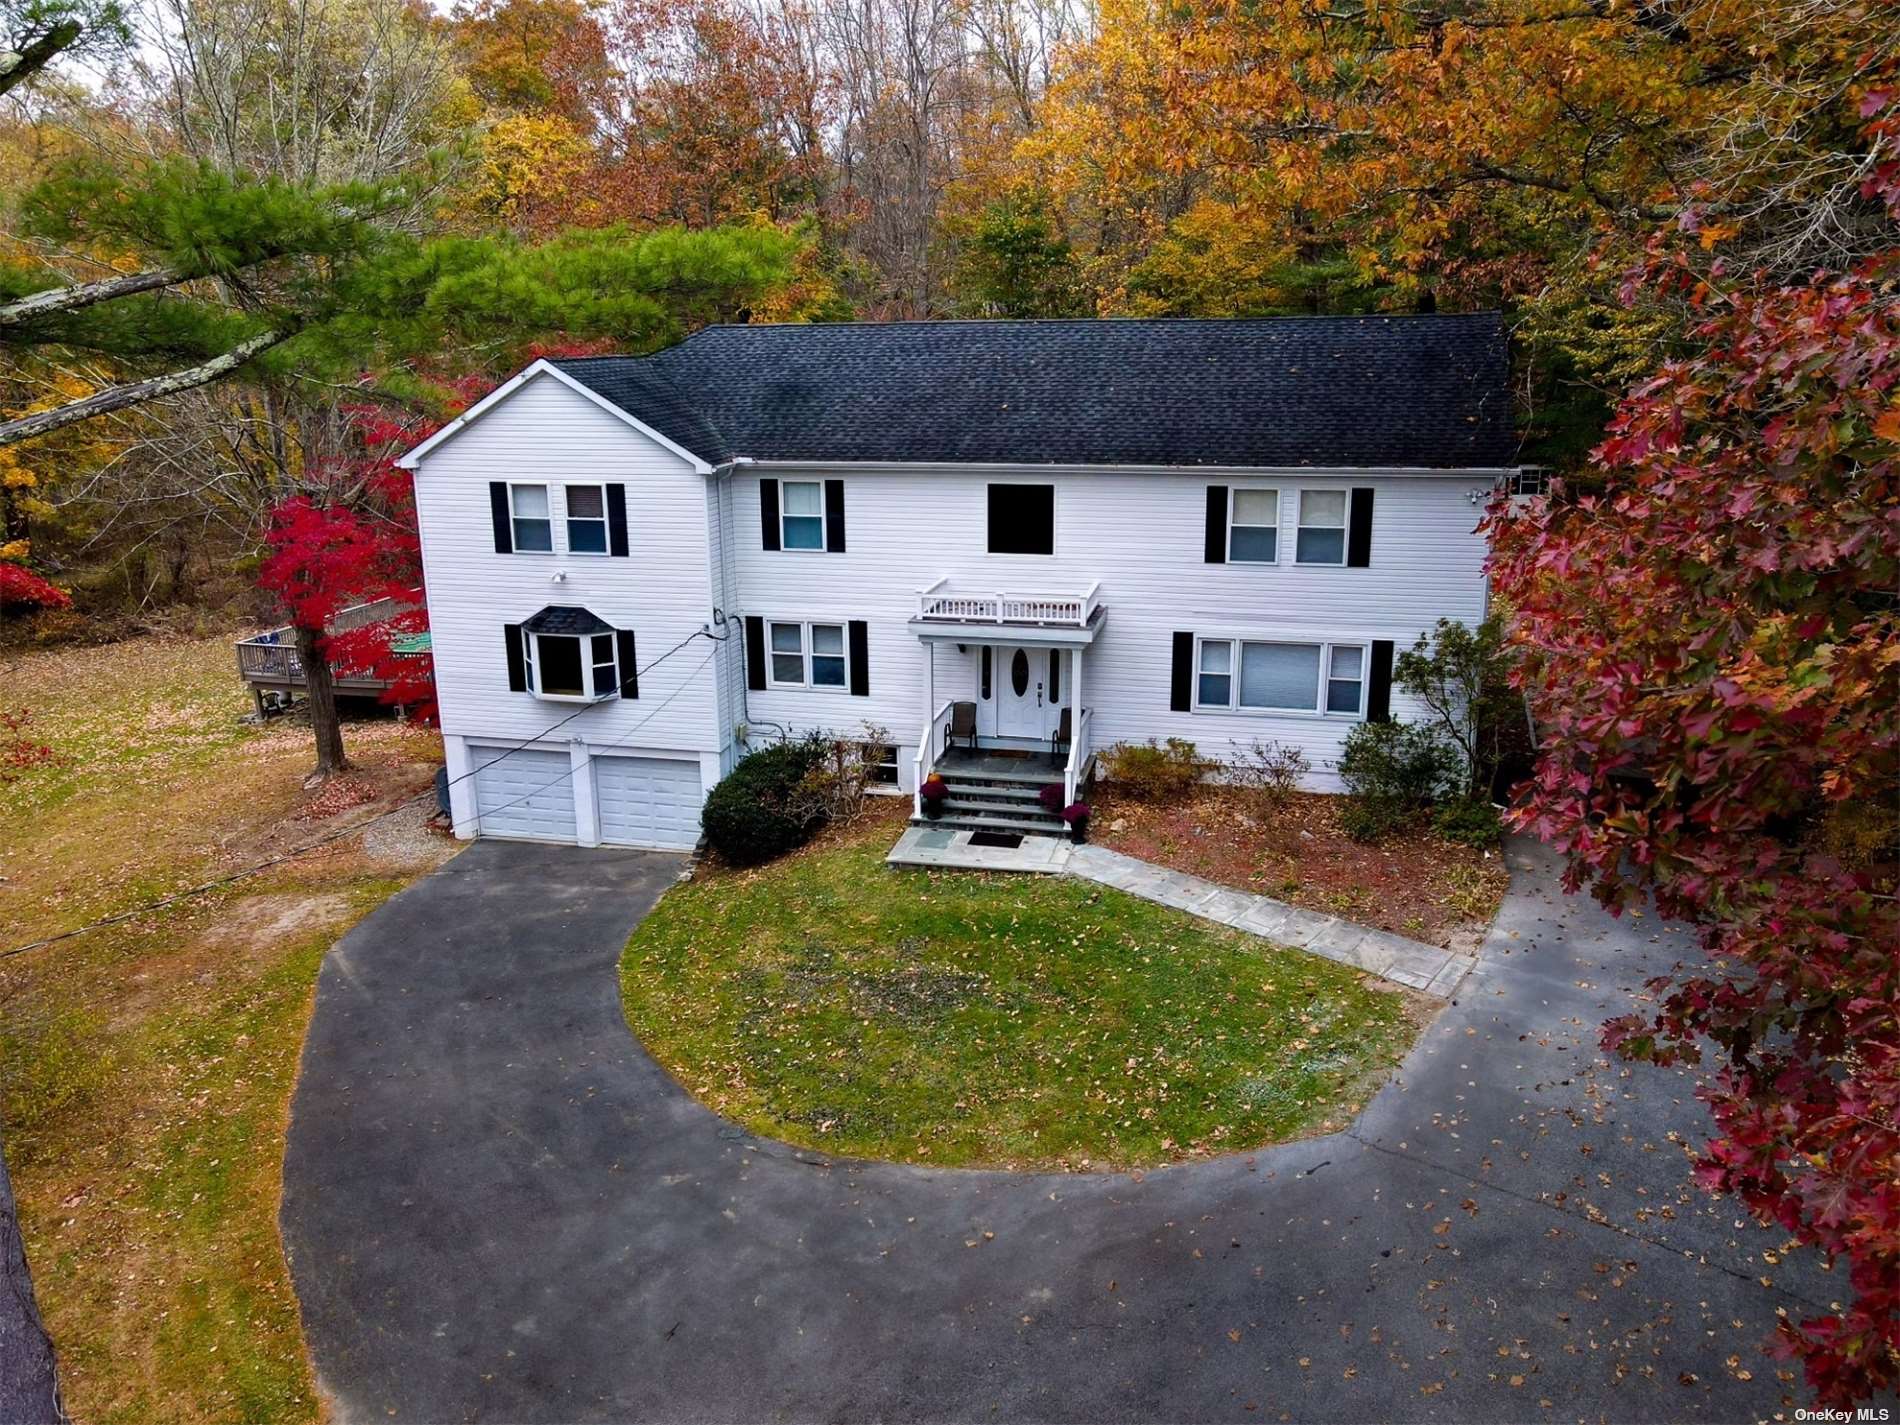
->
[994,645,1057,741]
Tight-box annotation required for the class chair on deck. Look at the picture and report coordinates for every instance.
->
[1049,707,1073,766]
[946,700,978,754]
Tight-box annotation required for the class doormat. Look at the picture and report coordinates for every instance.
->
[968,830,1025,849]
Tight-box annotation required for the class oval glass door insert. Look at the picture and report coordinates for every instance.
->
[1010,649,1030,697]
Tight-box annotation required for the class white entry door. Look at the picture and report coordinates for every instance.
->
[994,645,1059,741]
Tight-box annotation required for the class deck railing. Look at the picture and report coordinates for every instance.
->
[915,578,1101,628]
[234,592,421,687]
[911,698,955,817]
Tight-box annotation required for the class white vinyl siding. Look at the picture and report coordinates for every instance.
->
[412,371,720,771]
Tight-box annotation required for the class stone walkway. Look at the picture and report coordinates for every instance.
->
[1065,843,1472,996]
[887,823,1074,873]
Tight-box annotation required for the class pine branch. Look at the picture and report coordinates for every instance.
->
[0,326,297,447]
[0,266,186,328]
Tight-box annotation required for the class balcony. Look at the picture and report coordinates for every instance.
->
[910,578,1104,641]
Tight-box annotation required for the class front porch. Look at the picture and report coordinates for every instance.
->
[908,580,1105,820]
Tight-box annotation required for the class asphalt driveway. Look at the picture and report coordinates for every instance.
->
[282,837,1828,1423]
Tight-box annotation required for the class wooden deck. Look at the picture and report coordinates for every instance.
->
[235,594,427,705]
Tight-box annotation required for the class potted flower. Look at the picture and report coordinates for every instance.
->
[919,773,949,818]
[1038,783,1064,814]
[1062,800,1091,843]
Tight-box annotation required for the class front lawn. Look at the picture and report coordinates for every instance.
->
[0,634,451,1425]
[1095,787,1507,949]
[620,811,1426,1170]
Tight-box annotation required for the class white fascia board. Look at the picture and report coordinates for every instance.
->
[731,459,1523,478]
[397,359,713,473]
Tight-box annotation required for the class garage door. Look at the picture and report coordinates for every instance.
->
[595,755,702,850]
[470,745,578,843]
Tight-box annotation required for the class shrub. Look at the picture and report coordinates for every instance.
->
[787,724,892,827]
[1227,738,1311,808]
[1101,737,1203,800]
[0,562,72,612]
[700,735,831,866]
[1336,721,1460,842]
[1434,798,1503,848]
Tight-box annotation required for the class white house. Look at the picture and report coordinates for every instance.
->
[400,315,1519,849]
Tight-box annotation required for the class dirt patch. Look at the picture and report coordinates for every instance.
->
[1093,786,1507,947]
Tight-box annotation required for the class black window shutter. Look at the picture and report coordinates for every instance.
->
[1170,632,1194,712]
[504,623,526,691]
[607,484,629,557]
[848,620,869,695]
[760,479,780,551]
[1048,648,1061,702]
[1347,488,1375,567]
[980,646,992,700]
[825,479,846,553]
[1367,640,1395,722]
[1204,485,1228,564]
[489,483,513,554]
[615,628,638,697]
[745,615,766,690]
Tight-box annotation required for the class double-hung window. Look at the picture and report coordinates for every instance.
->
[1295,490,1348,565]
[1229,488,1279,562]
[768,620,847,689]
[1195,636,1366,716]
[565,484,608,553]
[1325,645,1364,713]
[526,631,618,700]
[510,484,553,552]
[780,481,825,550]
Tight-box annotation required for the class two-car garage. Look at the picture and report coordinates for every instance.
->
[465,743,703,849]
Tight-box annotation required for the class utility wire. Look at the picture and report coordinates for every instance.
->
[0,626,729,962]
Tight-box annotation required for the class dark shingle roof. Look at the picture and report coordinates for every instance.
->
[523,605,615,636]
[553,315,1515,470]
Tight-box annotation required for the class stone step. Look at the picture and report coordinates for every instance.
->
[939,797,1063,823]
[939,781,1048,803]
[934,763,1059,786]
[913,813,1074,837]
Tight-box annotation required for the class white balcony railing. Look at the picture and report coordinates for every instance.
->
[915,578,1101,629]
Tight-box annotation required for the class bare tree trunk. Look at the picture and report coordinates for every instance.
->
[295,623,351,778]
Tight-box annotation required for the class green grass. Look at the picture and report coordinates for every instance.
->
[0,634,447,1424]
[621,818,1425,1170]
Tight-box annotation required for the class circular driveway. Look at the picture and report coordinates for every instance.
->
[282,837,1820,1422]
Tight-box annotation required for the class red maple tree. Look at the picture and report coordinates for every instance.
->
[1487,94,1900,1403]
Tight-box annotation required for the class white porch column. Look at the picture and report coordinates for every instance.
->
[1068,647,1084,801]
[570,738,600,848]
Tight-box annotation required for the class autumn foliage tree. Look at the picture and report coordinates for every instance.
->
[1487,94,1900,1403]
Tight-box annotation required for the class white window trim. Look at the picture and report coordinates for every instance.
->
[507,480,555,556]
[1227,485,1282,565]
[1294,488,1349,567]
[1190,634,1369,720]
[765,618,850,692]
[564,482,610,557]
[778,479,829,554]
[526,629,618,703]
[985,480,1059,557]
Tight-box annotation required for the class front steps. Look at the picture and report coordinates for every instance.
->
[915,760,1067,836]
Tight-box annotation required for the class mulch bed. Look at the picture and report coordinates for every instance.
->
[1092,787,1507,949]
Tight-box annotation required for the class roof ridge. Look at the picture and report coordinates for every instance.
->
[680,311,1505,336]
